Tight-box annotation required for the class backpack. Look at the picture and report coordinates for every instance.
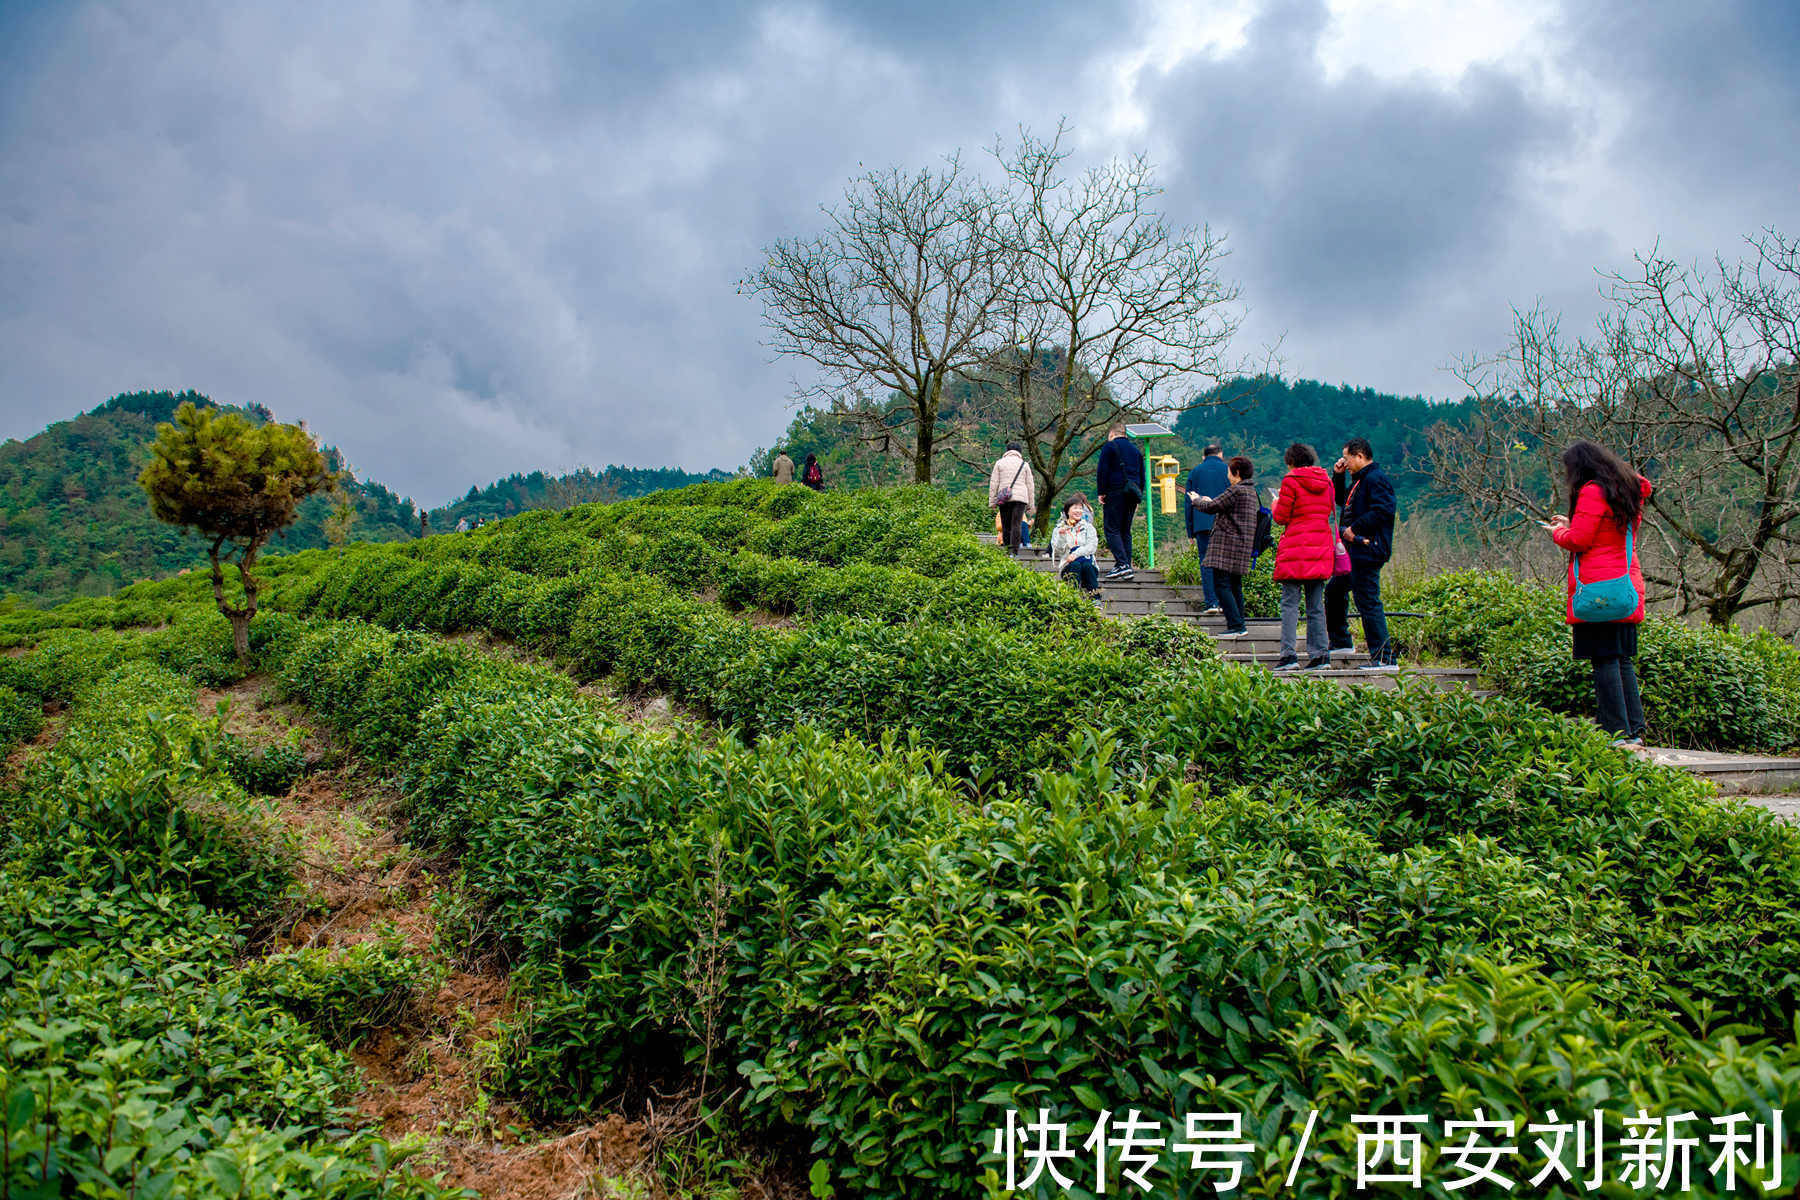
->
[1252,505,1273,558]
[804,461,823,487]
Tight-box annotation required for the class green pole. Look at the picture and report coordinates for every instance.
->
[1144,450,1155,569]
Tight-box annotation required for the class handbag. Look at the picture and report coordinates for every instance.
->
[995,459,1026,506]
[1331,524,1352,577]
[1571,526,1641,622]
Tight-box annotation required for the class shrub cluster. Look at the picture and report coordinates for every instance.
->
[1395,570,1800,750]
[0,648,454,1198]
[258,616,1800,1198]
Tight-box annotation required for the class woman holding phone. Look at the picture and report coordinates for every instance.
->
[1543,440,1653,748]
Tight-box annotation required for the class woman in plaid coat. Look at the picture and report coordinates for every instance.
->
[1187,455,1259,636]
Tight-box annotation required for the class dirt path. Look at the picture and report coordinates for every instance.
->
[205,677,660,1200]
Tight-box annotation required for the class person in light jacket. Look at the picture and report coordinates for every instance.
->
[1269,443,1336,671]
[1051,494,1101,600]
[771,451,795,483]
[1545,440,1653,748]
[988,442,1036,555]
[1187,456,1258,637]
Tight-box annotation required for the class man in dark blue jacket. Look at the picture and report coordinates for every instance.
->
[1325,436,1398,669]
[1183,445,1230,612]
[1095,424,1146,579]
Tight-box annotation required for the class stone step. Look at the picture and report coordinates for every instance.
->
[1639,749,1800,795]
[1222,648,1362,663]
[1266,666,1478,693]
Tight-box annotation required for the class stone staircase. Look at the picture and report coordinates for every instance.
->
[988,538,1478,693]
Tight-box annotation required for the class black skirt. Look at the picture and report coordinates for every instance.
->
[1572,621,1639,661]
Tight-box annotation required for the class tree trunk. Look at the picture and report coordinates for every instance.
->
[228,612,252,664]
[914,376,940,484]
[207,536,262,669]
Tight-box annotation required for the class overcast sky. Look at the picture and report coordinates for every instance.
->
[2,0,1795,505]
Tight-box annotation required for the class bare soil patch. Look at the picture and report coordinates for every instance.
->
[207,676,663,1199]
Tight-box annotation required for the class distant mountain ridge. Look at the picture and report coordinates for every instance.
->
[0,391,729,606]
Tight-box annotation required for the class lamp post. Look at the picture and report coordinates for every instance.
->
[1124,422,1175,569]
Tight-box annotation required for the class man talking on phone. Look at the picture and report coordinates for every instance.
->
[1324,437,1398,670]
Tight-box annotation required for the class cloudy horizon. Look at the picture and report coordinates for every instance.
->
[2,0,1795,506]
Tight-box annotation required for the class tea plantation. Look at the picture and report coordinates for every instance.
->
[3,480,1798,1197]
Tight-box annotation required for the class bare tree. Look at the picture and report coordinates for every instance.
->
[1431,231,1800,630]
[969,126,1248,519]
[744,158,1014,483]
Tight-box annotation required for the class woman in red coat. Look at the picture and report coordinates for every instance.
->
[1546,440,1653,747]
[1270,443,1336,670]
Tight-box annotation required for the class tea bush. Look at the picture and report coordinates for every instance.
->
[260,619,1800,1198]
[0,656,455,1199]
[240,937,432,1049]
[1394,570,1800,750]
[220,733,307,796]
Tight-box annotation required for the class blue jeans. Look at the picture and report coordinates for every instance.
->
[1192,529,1218,608]
[1326,562,1391,664]
[1061,558,1099,592]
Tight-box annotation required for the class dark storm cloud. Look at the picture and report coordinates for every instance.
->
[1141,0,1582,394]
[1,0,1794,498]
[0,0,1144,502]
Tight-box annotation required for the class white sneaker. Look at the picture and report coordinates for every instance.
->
[1214,630,1247,639]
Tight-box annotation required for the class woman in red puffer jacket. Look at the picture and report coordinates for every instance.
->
[1545,440,1653,748]
[1270,443,1337,670]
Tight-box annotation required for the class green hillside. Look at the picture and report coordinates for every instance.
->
[1176,376,1480,513]
[0,391,733,606]
[0,391,423,604]
[430,464,734,529]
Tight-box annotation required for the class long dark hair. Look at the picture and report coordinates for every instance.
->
[1562,440,1642,527]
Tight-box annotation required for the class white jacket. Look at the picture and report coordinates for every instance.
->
[988,450,1036,511]
[1050,516,1097,570]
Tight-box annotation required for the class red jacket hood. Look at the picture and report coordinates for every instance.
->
[1287,466,1332,494]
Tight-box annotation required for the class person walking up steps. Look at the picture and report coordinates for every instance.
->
[771,451,795,483]
[1270,443,1335,671]
[1096,423,1145,580]
[1184,445,1229,613]
[1324,437,1398,670]
[987,442,1036,555]
[1187,455,1258,638]
[801,454,825,491]
[1544,440,1653,749]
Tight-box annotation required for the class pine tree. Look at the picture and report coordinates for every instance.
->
[139,402,335,663]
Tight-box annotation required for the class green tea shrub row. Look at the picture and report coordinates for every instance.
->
[281,555,1167,780]
[0,654,452,1199]
[1394,570,1800,750]
[1137,665,1800,1032]
[264,618,1800,1197]
[271,536,1800,1034]
[5,660,286,914]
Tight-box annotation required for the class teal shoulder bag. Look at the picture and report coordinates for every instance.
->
[1572,526,1641,622]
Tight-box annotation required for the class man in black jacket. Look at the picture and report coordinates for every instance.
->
[1095,424,1145,580]
[1325,437,1398,669]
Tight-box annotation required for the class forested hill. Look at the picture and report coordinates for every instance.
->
[1176,376,1480,511]
[0,391,729,606]
[431,465,734,529]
